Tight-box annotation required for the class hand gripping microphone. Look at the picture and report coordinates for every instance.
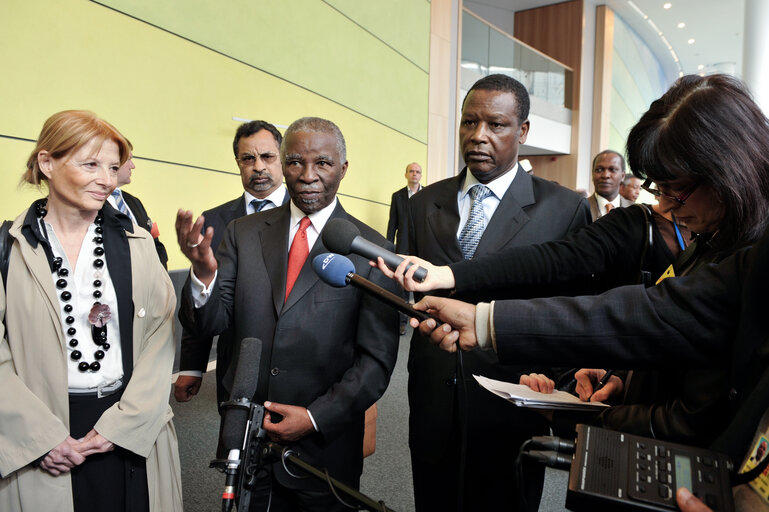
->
[322,218,428,282]
[220,337,262,512]
[312,253,432,322]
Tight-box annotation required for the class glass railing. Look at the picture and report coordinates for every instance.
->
[461,9,572,110]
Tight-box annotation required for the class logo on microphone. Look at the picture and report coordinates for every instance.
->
[321,253,335,270]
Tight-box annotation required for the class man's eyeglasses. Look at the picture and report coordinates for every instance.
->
[237,152,278,167]
[641,179,699,206]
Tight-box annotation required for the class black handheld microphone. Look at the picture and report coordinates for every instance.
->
[220,337,262,512]
[322,218,428,282]
[312,253,433,322]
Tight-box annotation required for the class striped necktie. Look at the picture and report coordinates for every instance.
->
[458,184,492,260]
[251,199,272,213]
[111,190,134,222]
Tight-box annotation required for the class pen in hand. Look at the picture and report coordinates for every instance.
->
[588,370,615,401]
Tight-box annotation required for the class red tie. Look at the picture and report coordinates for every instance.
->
[285,216,311,301]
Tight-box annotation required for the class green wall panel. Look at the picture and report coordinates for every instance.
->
[1,0,428,269]
[324,0,430,71]
[96,0,430,143]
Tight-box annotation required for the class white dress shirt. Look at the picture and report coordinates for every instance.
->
[456,164,518,238]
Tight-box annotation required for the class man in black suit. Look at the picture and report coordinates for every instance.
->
[108,145,168,268]
[177,117,399,511]
[174,120,289,405]
[386,161,422,254]
[412,222,769,512]
[588,150,634,220]
[406,74,591,511]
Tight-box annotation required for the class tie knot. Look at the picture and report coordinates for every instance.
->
[251,199,270,212]
[111,190,121,198]
[469,184,492,202]
[298,216,312,231]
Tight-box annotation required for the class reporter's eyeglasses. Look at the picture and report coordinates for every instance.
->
[641,179,699,206]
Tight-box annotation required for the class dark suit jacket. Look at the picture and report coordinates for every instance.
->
[178,190,289,405]
[386,186,412,253]
[491,225,769,462]
[120,190,168,269]
[178,201,399,489]
[588,193,634,221]
[407,165,591,462]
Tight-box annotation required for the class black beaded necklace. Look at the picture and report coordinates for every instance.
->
[36,201,112,373]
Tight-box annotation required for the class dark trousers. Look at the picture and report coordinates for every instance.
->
[69,391,149,512]
[247,466,352,512]
[410,381,547,512]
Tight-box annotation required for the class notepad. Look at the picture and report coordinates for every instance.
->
[474,375,610,411]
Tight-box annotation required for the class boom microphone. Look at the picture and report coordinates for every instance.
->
[312,253,433,322]
[322,218,428,282]
[220,337,262,511]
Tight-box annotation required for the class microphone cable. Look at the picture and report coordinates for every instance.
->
[456,344,468,512]
[514,435,576,511]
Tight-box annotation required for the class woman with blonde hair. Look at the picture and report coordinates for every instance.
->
[0,110,182,511]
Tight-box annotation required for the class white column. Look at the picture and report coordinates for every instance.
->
[743,0,769,113]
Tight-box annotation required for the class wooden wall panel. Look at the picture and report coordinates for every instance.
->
[514,0,584,107]
[514,0,585,189]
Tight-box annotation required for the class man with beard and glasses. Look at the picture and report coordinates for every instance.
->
[174,120,289,406]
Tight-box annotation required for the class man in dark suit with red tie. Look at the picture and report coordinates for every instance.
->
[177,117,399,511]
[174,120,289,406]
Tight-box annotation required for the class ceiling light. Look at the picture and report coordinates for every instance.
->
[697,64,704,70]
[688,38,695,44]
[627,1,649,20]
[663,2,672,9]
[677,22,685,28]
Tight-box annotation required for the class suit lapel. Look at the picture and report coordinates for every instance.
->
[258,205,291,314]
[588,195,600,220]
[475,164,533,256]
[426,175,463,262]
[230,195,247,221]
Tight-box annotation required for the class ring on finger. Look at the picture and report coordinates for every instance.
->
[186,242,200,248]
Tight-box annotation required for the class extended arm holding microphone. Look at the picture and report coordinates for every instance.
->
[323,218,429,283]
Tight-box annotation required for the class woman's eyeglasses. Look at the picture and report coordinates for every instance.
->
[641,179,699,206]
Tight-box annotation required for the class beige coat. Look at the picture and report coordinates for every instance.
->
[0,209,182,511]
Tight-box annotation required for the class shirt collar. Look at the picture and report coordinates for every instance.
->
[243,186,287,209]
[595,193,621,210]
[461,163,518,200]
[288,197,338,233]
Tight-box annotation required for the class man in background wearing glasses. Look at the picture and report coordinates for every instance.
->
[174,120,289,406]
